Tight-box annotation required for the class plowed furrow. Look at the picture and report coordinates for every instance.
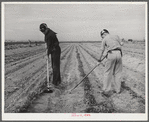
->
[77,45,117,113]
[79,44,145,99]
[5,44,72,112]
[78,44,145,113]
[4,42,146,114]
[20,44,76,113]
[5,47,45,64]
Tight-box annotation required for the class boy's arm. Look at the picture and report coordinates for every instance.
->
[44,43,49,58]
[98,39,105,62]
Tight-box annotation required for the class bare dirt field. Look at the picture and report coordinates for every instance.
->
[4,41,146,113]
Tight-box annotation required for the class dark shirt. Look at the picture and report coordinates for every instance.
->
[45,28,59,54]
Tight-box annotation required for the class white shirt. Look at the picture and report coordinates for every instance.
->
[101,34,122,52]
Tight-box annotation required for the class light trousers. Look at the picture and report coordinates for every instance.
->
[102,51,122,93]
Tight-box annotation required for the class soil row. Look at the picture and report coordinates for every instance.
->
[5,44,72,112]
[78,44,145,113]
[5,43,145,113]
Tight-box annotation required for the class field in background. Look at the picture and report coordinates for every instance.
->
[4,41,145,113]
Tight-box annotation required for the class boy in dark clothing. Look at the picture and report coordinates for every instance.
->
[39,23,61,86]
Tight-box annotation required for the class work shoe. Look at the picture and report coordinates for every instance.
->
[116,90,122,94]
[99,89,104,93]
[102,91,111,97]
[54,83,65,90]
[100,90,113,97]
[115,87,124,94]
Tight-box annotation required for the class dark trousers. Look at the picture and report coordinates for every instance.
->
[50,46,61,86]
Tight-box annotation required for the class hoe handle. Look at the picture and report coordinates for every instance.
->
[47,57,50,88]
[70,55,107,93]
[70,64,98,92]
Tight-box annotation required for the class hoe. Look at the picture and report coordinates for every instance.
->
[67,55,107,94]
[44,56,54,93]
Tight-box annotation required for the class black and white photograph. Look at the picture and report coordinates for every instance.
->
[1,1,148,121]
